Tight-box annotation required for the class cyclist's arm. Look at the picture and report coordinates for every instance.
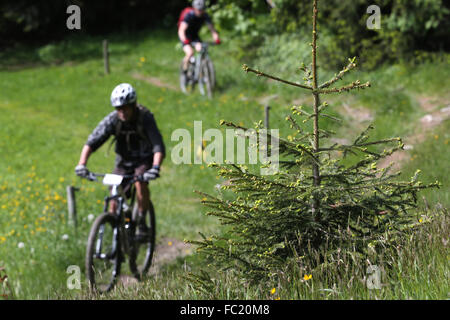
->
[77,144,92,166]
[85,111,116,152]
[204,13,219,42]
[152,152,164,167]
[206,22,219,42]
[178,21,189,43]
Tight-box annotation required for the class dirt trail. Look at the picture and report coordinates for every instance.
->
[131,72,179,91]
[377,97,450,171]
[148,237,192,275]
[118,237,192,288]
[326,95,449,172]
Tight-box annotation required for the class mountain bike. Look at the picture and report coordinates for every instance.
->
[83,172,156,293]
[179,42,216,99]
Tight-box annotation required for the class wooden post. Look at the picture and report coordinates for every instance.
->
[103,39,110,74]
[66,186,79,229]
[265,105,270,129]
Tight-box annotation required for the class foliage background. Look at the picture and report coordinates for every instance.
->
[2,0,449,69]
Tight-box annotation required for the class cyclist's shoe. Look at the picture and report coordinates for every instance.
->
[135,217,149,242]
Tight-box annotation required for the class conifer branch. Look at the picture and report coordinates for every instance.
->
[319,137,402,152]
[319,57,357,89]
[242,64,313,90]
[286,115,304,133]
[315,80,371,94]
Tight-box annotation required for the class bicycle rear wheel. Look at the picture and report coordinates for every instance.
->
[129,201,156,280]
[86,212,121,293]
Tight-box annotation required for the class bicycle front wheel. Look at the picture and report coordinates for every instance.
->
[129,202,156,280]
[199,58,214,98]
[180,60,195,94]
[85,212,121,293]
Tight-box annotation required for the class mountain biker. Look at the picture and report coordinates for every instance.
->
[75,83,165,237]
[178,0,220,74]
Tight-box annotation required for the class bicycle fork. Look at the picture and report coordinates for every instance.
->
[95,224,118,260]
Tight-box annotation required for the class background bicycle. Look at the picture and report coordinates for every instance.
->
[179,42,216,99]
[83,172,156,293]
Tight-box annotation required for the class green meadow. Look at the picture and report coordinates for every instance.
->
[0,29,448,299]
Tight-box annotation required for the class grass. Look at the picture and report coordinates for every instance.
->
[0,28,448,299]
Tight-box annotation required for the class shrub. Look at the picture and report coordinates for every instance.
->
[189,0,439,285]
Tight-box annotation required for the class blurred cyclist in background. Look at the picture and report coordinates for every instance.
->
[178,0,221,74]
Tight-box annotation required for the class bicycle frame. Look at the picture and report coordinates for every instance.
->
[191,42,215,83]
[94,174,138,259]
[85,171,156,291]
[193,43,208,82]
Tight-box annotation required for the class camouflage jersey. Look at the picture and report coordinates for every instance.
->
[86,105,165,167]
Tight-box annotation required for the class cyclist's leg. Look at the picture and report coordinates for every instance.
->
[182,44,194,72]
[133,162,152,217]
[194,41,202,52]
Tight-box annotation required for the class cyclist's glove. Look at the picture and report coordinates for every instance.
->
[143,165,160,181]
[215,38,221,45]
[75,164,90,178]
[183,39,191,45]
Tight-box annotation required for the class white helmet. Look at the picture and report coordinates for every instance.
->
[192,0,206,10]
[110,83,137,107]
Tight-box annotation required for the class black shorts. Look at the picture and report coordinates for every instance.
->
[113,160,152,195]
[113,161,152,177]
[180,36,202,47]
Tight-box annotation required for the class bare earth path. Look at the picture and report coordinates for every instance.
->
[378,96,450,171]
[131,72,179,91]
[118,237,192,287]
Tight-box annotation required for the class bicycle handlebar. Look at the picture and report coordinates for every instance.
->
[189,41,219,47]
[83,172,145,184]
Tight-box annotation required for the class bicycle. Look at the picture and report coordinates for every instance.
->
[83,172,156,293]
[179,42,216,99]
